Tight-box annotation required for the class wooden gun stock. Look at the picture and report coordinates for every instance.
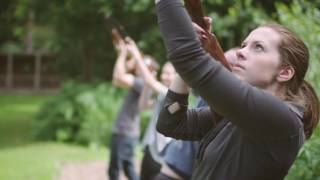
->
[184,0,231,71]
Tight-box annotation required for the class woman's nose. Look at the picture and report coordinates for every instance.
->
[236,48,246,61]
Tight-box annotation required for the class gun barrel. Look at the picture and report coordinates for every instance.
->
[104,14,129,38]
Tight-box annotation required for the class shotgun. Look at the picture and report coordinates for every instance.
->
[184,0,232,71]
[104,13,129,43]
[105,14,151,68]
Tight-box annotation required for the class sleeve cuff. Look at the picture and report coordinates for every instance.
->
[166,90,189,105]
[163,90,189,114]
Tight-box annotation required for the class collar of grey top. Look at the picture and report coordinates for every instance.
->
[284,101,304,119]
[155,0,161,4]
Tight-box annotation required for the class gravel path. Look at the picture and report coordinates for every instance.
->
[59,160,141,180]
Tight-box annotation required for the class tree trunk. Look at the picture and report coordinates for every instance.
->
[83,47,93,82]
[26,11,34,54]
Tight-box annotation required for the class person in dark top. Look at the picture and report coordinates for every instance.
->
[108,29,150,180]
[154,0,320,180]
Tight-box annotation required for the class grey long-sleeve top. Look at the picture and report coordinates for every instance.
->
[155,0,305,179]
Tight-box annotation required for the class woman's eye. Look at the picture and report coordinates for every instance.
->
[240,43,246,48]
[254,44,264,51]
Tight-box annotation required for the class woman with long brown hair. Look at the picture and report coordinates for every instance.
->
[154,0,319,179]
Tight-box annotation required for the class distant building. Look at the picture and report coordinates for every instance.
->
[0,53,60,92]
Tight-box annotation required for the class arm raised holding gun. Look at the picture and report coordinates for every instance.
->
[184,0,232,122]
[105,14,148,67]
[184,0,232,71]
[155,0,319,179]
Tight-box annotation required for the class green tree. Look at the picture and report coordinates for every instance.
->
[19,0,164,81]
[275,1,320,179]
[0,0,23,53]
[13,0,319,81]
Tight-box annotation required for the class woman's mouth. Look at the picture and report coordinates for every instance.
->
[232,63,245,70]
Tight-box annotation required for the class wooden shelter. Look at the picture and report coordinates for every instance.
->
[0,53,60,92]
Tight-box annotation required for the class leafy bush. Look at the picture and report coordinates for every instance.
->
[32,81,127,147]
[206,0,270,49]
[276,0,320,94]
[275,1,320,179]
[286,127,320,180]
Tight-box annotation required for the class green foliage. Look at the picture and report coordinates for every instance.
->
[0,0,23,53]
[275,1,320,179]
[17,0,285,80]
[140,109,153,140]
[0,42,24,54]
[286,128,320,180]
[276,0,320,94]
[33,81,126,147]
[203,0,272,49]
[20,0,165,80]
[7,0,308,80]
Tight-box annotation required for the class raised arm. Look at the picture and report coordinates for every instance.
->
[155,0,301,138]
[111,30,135,88]
[126,38,167,94]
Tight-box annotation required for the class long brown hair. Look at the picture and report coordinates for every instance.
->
[261,23,320,139]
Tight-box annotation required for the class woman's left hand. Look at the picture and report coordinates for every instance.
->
[125,37,143,61]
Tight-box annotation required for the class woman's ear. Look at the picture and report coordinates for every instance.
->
[277,66,295,82]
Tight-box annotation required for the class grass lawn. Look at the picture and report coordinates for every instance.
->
[0,94,108,180]
[0,95,52,147]
[0,142,108,180]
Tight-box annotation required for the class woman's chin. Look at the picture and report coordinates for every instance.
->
[232,72,244,81]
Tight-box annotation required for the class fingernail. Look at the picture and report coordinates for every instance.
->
[201,35,207,39]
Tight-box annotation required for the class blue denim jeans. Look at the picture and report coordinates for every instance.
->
[108,134,139,180]
[163,140,198,180]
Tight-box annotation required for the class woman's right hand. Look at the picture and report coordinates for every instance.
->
[111,29,127,54]
[192,16,213,50]
[125,37,143,61]
[192,17,212,38]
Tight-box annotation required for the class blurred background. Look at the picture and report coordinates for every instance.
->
[0,0,320,179]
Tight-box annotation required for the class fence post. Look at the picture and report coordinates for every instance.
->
[34,53,41,90]
[6,53,13,89]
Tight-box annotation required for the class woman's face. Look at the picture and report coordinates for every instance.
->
[161,63,175,87]
[126,57,137,72]
[233,27,282,89]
